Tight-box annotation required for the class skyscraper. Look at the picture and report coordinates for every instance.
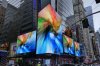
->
[95,32,100,56]
[99,28,100,34]
[0,0,7,36]
[51,0,74,22]
[85,6,94,31]
[2,3,17,42]
[0,0,7,44]
[2,0,33,43]
[85,6,96,60]
[8,0,21,8]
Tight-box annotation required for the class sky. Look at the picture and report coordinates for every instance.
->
[82,0,100,32]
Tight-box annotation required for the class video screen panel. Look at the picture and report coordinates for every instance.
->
[16,31,36,54]
[36,4,63,54]
[38,4,62,33]
[63,35,74,55]
[37,31,63,54]
[74,42,80,57]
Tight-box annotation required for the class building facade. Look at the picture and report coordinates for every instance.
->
[95,32,100,56]
[51,0,87,56]
[0,0,7,37]
[2,3,17,42]
[72,0,96,61]
[8,0,21,8]
[83,28,95,60]
[99,28,100,34]
[85,6,94,32]
[72,0,85,43]
[18,0,34,35]
[0,0,8,44]
[85,6,95,60]
[2,0,36,43]
[0,0,7,8]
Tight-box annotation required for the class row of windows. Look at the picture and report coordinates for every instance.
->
[57,0,74,20]
[59,0,74,13]
[57,3,72,18]
[20,24,33,35]
[8,0,21,8]
[20,2,32,11]
[18,0,34,34]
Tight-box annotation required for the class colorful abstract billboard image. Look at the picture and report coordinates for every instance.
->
[37,4,63,54]
[36,30,63,54]
[38,18,50,33]
[74,42,80,57]
[63,35,74,55]
[16,31,36,54]
[38,4,62,33]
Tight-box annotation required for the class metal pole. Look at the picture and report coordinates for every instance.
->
[71,10,100,27]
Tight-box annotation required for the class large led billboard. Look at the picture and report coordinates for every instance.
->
[37,31,63,54]
[38,4,62,32]
[16,31,36,54]
[74,42,80,57]
[63,35,74,55]
[36,4,63,54]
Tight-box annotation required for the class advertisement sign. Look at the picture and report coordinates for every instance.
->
[63,35,74,55]
[36,4,63,54]
[16,31,36,54]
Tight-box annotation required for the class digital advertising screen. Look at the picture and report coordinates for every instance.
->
[36,31,63,54]
[38,4,62,32]
[36,4,63,54]
[16,31,36,54]
[63,35,74,55]
[74,42,80,57]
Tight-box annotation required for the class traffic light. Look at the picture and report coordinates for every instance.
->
[95,0,100,3]
[82,18,89,28]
